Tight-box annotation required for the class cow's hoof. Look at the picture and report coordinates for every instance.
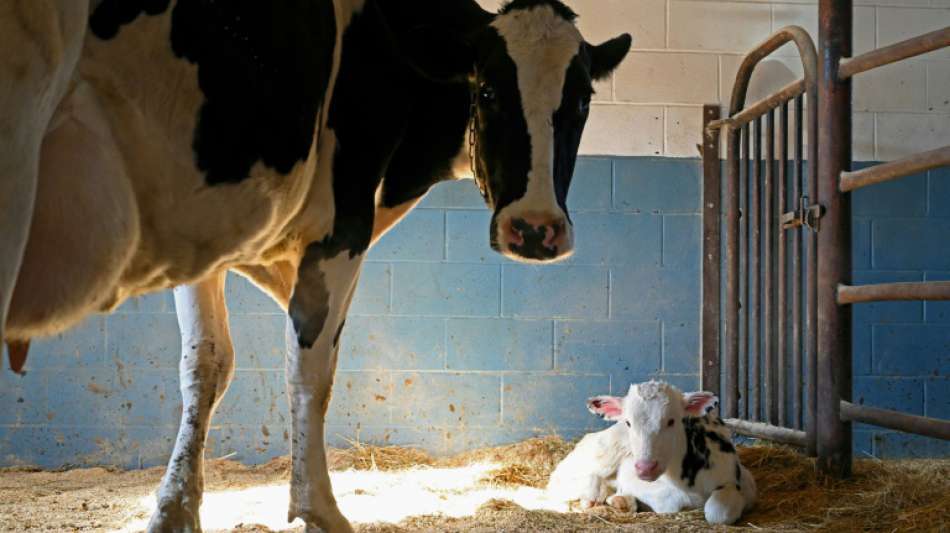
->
[606,494,632,512]
[147,500,201,533]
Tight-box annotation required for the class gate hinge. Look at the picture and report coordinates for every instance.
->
[781,196,825,231]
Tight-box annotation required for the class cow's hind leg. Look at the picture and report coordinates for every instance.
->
[0,0,85,355]
[286,244,365,533]
[148,272,235,533]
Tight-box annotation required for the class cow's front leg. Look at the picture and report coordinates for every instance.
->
[148,272,234,533]
[285,243,364,533]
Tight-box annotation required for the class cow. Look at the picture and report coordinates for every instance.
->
[585,381,757,525]
[0,0,631,531]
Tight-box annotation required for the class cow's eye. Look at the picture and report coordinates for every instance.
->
[480,84,496,102]
[625,420,631,427]
[666,419,675,427]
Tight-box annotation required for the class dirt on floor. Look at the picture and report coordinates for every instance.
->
[0,437,947,532]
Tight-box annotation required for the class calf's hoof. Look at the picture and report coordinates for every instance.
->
[606,494,632,512]
[147,499,201,533]
[704,487,744,525]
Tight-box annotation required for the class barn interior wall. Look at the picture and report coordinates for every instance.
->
[1,0,948,468]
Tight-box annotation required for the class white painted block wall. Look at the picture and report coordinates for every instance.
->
[478,0,950,161]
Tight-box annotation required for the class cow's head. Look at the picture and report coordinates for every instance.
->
[587,381,719,482]
[403,0,631,262]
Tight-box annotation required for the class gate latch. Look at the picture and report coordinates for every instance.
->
[781,196,824,231]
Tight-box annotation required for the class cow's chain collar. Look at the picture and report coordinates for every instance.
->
[468,84,489,203]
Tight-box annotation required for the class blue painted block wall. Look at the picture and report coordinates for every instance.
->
[0,158,947,468]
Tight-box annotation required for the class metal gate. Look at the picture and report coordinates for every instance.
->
[702,9,950,477]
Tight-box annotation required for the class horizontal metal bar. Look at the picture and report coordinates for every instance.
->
[838,281,950,304]
[840,146,950,192]
[839,27,950,80]
[709,79,806,131]
[724,418,809,447]
[840,401,950,441]
[729,26,818,118]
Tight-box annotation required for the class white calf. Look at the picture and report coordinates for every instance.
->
[545,423,627,508]
[588,381,756,525]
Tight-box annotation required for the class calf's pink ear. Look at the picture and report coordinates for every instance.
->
[683,391,719,416]
[587,396,623,420]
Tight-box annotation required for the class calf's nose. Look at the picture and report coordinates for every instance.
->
[635,459,659,480]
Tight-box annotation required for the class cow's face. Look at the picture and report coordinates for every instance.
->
[469,2,630,262]
[588,382,718,482]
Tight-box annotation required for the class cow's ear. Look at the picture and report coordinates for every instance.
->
[587,395,623,421]
[399,26,475,82]
[683,391,719,416]
[588,34,632,81]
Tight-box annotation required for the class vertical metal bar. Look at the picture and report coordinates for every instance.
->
[806,52,821,460]
[777,102,788,428]
[764,110,777,425]
[702,105,722,397]
[724,125,741,420]
[817,0,853,478]
[740,124,750,420]
[750,117,761,422]
[792,95,804,430]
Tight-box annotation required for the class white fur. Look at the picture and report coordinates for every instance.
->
[491,5,580,254]
[546,423,627,507]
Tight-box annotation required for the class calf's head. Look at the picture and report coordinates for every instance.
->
[588,381,719,482]
[404,0,631,262]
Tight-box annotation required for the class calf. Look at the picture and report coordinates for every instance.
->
[587,381,757,525]
[545,422,627,508]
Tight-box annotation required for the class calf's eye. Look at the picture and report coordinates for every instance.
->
[666,419,675,427]
[625,420,631,427]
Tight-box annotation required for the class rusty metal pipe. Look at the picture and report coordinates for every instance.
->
[702,105,723,397]
[724,126,741,419]
[792,95,804,431]
[840,401,950,441]
[777,102,789,429]
[839,26,950,80]
[750,117,762,422]
[764,109,777,425]
[729,26,818,118]
[724,418,809,447]
[838,281,950,304]
[840,146,950,192]
[709,79,806,132]
[741,124,751,420]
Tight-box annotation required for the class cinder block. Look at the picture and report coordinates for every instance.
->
[568,157,613,211]
[134,426,177,468]
[230,314,287,370]
[852,322,872,376]
[873,218,950,270]
[108,313,182,369]
[852,271,923,325]
[614,158,701,213]
[568,0,666,50]
[611,267,700,322]
[392,263,500,317]
[663,321,700,374]
[854,59,928,113]
[207,424,288,465]
[927,60,950,113]
[669,1,771,52]
[853,430,874,458]
[351,262,392,315]
[873,431,950,459]
[555,320,661,375]
[924,272,950,323]
[325,424,444,453]
[567,213,662,267]
[0,369,47,426]
[663,215,701,269]
[445,210,504,264]
[390,372,501,427]
[876,113,950,161]
[226,272,283,315]
[503,265,609,319]
[447,318,553,371]
[45,368,127,428]
[853,377,924,417]
[877,7,950,61]
[665,107,703,158]
[419,179,484,209]
[327,371,393,428]
[115,290,173,314]
[215,370,290,428]
[339,316,445,371]
[851,169,927,217]
[851,218,871,271]
[615,52,718,104]
[367,209,445,262]
[931,166,950,217]
[27,316,108,369]
[580,105,664,156]
[114,368,179,428]
[502,374,609,429]
[925,377,949,420]
[873,324,950,376]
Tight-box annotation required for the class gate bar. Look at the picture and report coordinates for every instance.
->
[724,124,741,419]
[725,418,809,448]
[839,27,950,80]
[750,117,762,421]
[764,110,777,425]
[838,281,950,304]
[840,146,950,192]
[840,401,950,441]
[702,105,722,396]
[792,95,804,430]
[816,0,853,479]
[741,124,751,419]
[777,102,789,428]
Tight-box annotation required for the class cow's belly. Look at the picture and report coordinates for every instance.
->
[8,8,332,338]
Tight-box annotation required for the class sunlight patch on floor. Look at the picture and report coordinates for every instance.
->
[120,462,569,531]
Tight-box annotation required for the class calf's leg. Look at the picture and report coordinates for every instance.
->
[704,483,745,525]
[148,272,235,533]
[285,244,365,533]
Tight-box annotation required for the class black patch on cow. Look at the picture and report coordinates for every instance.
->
[166,0,336,185]
[289,244,332,350]
[707,430,737,454]
[735,462,742,485]
[499,0,577,22]
[681,417,711,487]
[89,0,171,39]
[552,55,592,222]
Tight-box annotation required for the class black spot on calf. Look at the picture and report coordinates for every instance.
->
[89,0,171,40]
[681,417,711,487]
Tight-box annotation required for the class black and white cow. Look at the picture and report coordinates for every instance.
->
[0,1,630,531]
